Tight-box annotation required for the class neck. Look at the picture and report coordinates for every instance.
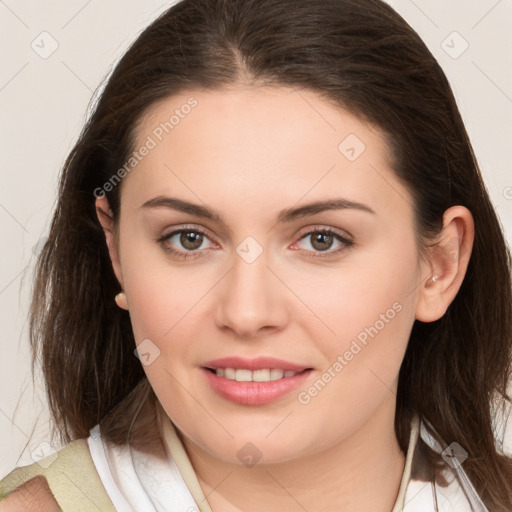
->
[180,400,407,512]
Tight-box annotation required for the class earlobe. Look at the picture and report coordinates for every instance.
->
[415,206,474,323]
[95,196,124,291]
[115,291,129,310]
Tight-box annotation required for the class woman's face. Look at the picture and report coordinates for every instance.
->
[99,86,431,465]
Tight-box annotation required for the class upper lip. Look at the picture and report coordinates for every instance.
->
[202,356,312,372]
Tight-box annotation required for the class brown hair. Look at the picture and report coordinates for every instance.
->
[29,0,512,508]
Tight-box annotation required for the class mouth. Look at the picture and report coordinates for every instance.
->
[201,357,314,405]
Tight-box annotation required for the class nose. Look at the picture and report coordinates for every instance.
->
[214,246,290,340]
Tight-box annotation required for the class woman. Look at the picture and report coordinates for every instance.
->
[1,0,511,510]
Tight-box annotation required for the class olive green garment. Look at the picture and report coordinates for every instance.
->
[0,438,116,512]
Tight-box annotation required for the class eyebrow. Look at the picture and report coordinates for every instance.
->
[140,196,376,225]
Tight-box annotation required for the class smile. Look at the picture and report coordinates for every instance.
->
[211,368,302,382]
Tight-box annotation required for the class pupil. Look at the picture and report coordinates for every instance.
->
[181,231,202,249]
[313,232,332,251]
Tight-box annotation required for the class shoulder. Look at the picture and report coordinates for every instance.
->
[1,475,60,511]
[1,437,116,511]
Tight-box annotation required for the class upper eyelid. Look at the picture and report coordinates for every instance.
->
[296,224,352,239]
[161,225,211,238]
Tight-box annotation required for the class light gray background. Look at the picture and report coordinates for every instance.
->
[0,0,511,477]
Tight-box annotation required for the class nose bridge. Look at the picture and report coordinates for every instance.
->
[215,237,288,336]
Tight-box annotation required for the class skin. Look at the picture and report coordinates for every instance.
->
[1,476,60,511]
[96,86,474,512]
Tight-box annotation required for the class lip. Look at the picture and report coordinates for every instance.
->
[202,356,310,372]
[201,357,313,405]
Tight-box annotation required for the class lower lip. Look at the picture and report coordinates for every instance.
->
[202,368,313,405]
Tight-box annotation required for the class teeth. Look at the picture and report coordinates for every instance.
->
[235,369,252,382]
[224,368,236,380]
[214,368,300,382]
[253,369,271,382]
[270,369,284,380]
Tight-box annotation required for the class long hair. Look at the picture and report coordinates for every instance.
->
[29,0,512,508]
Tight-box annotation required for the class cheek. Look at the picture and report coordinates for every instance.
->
[288,234,420,354]
[118,228,205,341]
[292,276,416,449]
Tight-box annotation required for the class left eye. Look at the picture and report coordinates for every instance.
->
[159,228,213,252]
[294,229,351,254]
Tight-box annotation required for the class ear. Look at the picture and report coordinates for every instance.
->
[95,196,124,292]
[415,206,474,322]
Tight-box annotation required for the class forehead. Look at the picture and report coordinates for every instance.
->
[135,85,389,162]
[121,86,412,223]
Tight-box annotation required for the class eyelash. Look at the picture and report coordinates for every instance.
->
[156,225,354,261]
